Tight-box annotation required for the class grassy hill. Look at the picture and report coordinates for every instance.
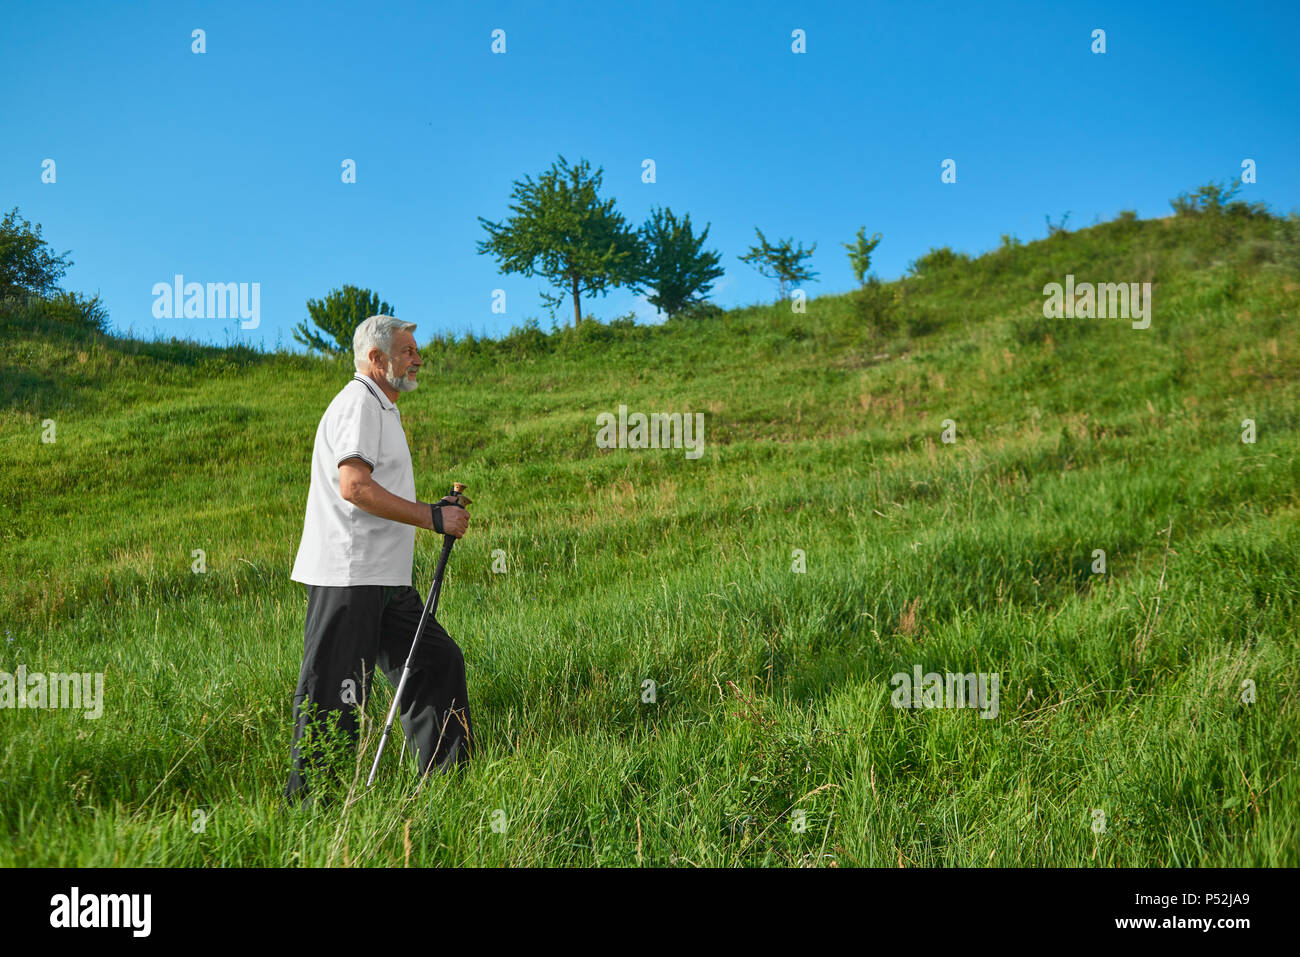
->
[1,203,1297,865]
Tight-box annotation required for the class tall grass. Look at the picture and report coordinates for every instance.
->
[0,208,1296,865]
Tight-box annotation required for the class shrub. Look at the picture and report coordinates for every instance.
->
[673,300,725,321]
[1169,180,1268,219]
[499,317,551,358]
[1045,212,1072,237]
[555,311,647,352]
[2,289,109,334]
[906,246,972,277]
[853,277,898,332]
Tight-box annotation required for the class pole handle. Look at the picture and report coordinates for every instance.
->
[446,482,470,507]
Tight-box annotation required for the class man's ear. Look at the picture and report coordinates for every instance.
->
[369,347,387,372]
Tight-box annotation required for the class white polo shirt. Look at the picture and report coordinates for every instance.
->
[290,373,417,587]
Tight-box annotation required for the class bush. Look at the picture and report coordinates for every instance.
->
[50,291,109,333]
[1,289,109,334]
[853,277,898,333]
[562,312,645,348]
[499,317,552,359]
[906,246,972,277]
[1170,180,1269,220]
[1045,212,1072,237]
[1168,180,1273,257]
[673,300,724,321]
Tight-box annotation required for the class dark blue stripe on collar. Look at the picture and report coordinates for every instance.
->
[352,374,390,407]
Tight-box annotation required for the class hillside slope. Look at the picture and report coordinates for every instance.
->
[1,208,1297,866]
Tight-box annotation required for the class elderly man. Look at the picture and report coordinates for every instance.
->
[285,314,473,803]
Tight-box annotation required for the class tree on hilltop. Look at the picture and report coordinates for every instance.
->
[638,206,724,318]
[477,155,645,326]
[294,285,396,355]
[738,227,817,302]
[843,226,882,286]
[0,207,72,300]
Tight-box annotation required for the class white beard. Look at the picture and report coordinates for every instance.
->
[385,368,418,393]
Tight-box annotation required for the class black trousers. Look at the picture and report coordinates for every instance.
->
[284,583,473,800]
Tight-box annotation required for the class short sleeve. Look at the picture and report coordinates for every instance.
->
[328,392,382,470]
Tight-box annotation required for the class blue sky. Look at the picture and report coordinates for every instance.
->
[4,0,1297,349]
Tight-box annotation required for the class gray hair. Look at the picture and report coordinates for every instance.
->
[353,314,416,372]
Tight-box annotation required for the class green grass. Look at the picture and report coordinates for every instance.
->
[1,208,1297,866]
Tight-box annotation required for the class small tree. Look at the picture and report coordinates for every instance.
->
[738,227,817,302]
[294,285,395,355]
[0,207,73,300]
[842,226,882,286]
[639,207,725,318]
[477,154,645,326]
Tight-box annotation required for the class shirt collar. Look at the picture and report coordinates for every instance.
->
[352,373,398,412]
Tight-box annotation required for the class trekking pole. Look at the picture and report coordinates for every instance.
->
[366,482,468,787]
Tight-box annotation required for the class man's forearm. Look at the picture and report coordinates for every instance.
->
[345,477,431,529]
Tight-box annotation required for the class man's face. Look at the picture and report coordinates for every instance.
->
[375,329,421,393]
